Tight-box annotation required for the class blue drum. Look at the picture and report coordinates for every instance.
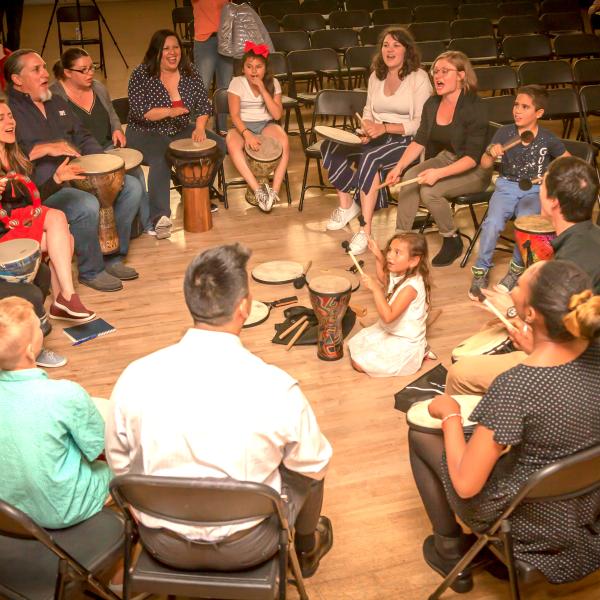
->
[0,239,41,283]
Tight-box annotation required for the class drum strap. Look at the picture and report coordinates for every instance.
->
[0,172,42,229]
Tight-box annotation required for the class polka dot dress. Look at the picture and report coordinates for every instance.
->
[127,64,212,136]
[442,341,600,584]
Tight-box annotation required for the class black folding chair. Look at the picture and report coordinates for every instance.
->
[416,40,447,68]
[259,0,299,20]
[428,444,600,600]
[298,89,367,211]
[311,28,359,53]
[261,15,280,33]
[497,15,544,39]
[359,25,389,46]
[540,11,583,35]
[474,65,518,95]
[112,96,129,124]
[287,48,343,106]
[372,7,412,25]
[541,88,583,138]
[458,2,501,22]
[502,34,552,62]
[448,36,499,65]
[450,18,494,39]
[270,30,310,54]
[554,33,600,61]
[579,85,600,150]
[517,59,574,87]
[408,21,451,43]
[110,474,309,600]
[482,94,517,124]
[281,13,326,32]
[573,58,600,86]
[172,6,194,60]
[540,0,579,13]
[346,0,384,11]
[413,5,455,24]
[498,2,538,18]
[345,45,376,89]
[329,9,371,29]
[0,501,124,600]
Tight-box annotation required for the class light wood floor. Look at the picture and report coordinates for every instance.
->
[18,3,600,599]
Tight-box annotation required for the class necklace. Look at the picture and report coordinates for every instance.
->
[0,171,42,229]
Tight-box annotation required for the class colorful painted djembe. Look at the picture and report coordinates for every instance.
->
[514,214,556,267]
[308,274,351,361]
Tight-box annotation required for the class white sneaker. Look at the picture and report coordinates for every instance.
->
[268,187,280,206]
[326,203,361,231]
[255,184,274,213]
[154,216,172,240]
[349,229,369,255]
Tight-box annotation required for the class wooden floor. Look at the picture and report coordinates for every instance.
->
[18,3,600,599]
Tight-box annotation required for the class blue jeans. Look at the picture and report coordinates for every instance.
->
[126,125,226,223]
[475,177,541,271]
[45,175,142,280]
[194,36,233,131]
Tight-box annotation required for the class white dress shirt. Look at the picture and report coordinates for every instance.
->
[106,328,332,541]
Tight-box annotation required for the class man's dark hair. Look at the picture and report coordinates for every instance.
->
[3,49,37,86]
[517,84,548,113]
[183,244,251,326]
[142,29,193,78]
[545,156,598,222]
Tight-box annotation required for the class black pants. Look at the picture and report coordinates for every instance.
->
[0,0,24,50]
[0,263,50,320]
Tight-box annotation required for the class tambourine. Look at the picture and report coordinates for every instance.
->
[0,172,42,230]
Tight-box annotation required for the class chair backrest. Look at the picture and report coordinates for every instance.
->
[271,30,310,54]
[171,6,193,25]
[416,39,447,65]
[518,59,574,87]
[329,9,371,29]
[413,4,455,23]
[474,65,518,93]
[573,58,600,85]
[261,15,280,33]
[259,0,299,19]
[448,36,498,62]
[450,17,494,39]
[346,0,384,11]
[540,0,579,13]
[287,48,340,73]
[359,25,388,46]
[408,21,451,42]
[345,45,377,71]
[458,3,500,21]
[112,97,129,124]
[498,2,538,17]
[110,474,283,527]
[497,15,543,38]
[542,87,582,120]
[267,52,288,78]
[311,28,360,51]
[554,33,600,60]
[281,12,326,32]
[298,0,337,14]
[540,11,583,34]
[482,94,517,124]
[56,5,100,22]
[560,138,597,163]
[312,88,368,119]
[502,33,552,61]
[213,87,230,117]
[372,7,412,25]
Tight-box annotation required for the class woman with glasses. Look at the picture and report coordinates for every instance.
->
[386,51,490,267]
[50,48,153,235]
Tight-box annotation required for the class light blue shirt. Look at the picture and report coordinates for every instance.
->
[0,368,111,528]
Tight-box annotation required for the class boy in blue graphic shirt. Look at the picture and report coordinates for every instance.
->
[469,85,568,299]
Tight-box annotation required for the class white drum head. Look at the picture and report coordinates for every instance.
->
[306,268,359,292]
[245,135,283,162]
[251,261,304,285]
[0,238,41,283]
[71,153,124,174]
[514,214,554,235]
[106,147,143,171]
[407,395,482,433]
[315,125,362,147]
[169,138,217,153]
[452,324,509,361]
[308,274,351,295]
[0,238,40,262]
[243,300,270,328]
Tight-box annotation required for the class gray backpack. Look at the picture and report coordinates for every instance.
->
[218,2,275,59]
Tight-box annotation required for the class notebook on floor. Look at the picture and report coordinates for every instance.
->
[63,318,115,345]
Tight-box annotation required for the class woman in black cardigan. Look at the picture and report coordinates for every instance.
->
[386,51,491,266]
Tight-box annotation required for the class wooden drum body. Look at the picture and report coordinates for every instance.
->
[244,136,283,206]
[168,139,222,233]
[308,274,352,361]
[514,215,556,268]
[0,239,41,283]
[71,154,125,255]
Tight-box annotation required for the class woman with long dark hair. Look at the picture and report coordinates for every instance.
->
[321,28,432,254]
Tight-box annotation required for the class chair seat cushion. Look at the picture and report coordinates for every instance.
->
[281,95,298,108]
[0,509,124,600]
[130,548,280,599]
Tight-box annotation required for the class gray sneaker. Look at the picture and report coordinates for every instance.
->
[155,215,172,239]
[36,348,67,368]
[105,260,139,281]
[255,183,274,212]
[79,270,123,292]
[495,261,525,293]
[468,267,489,301]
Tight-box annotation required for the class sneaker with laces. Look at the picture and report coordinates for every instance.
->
[326,202,361,231]
[268,187,280,206]
[255,183,274,212]
[154,215,172,240]
[36,348,67,368]
[51,293,96,322]
[468,267,490,301]
[495,261,525,293]
[348,229,369,255]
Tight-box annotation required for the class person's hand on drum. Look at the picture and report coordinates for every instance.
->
[428,393,461,421]
[362,119,386,139]
[508,320,534,355]
[192,126,207,143]
[52,158,86,184]
[112,130,127,148]
[45,141,81,158]
[169,106,189,118]
[244,131,261,152]
[417,168,442,187]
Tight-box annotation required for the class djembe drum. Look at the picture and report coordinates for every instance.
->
[244,136,283,206]
[71,154,125,254]
[168,138,223,233]
[106,147,143,172]
[308,274,352,361]
[451,323,513,363]
[514,215,556,267]
[0,239,41,283]
[406,395,482,435]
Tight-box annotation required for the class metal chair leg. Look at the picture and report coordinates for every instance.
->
[288,546,309,600]
[284,172,292,205]
[501,521,522,600]
[299,157,312,212]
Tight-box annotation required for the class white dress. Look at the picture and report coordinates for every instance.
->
[348,274,428,377]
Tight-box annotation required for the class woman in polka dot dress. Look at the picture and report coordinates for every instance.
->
[408,259,600,592]
[126,29,226,238]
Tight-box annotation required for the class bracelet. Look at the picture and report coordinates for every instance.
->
[441,413,463,427]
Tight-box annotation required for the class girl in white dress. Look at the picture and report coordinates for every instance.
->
[349,232,431,377]
[226,41,289,212]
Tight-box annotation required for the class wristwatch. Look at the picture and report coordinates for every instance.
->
[506,306,518,319]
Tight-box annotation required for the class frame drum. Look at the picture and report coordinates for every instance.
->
[315,125,362,147]
[70,153,125,255]
[0,238,41,283]
[251,261,304,285]
[244,136,283,206]
[406,395,481,435]
[513,215,556,267]
[105,147,143,172]
[243,300,271,328]
[451,323,513,363]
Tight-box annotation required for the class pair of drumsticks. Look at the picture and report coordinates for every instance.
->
[279,315,310,350]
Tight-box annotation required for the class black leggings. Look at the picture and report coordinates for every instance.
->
[408,429,462,538]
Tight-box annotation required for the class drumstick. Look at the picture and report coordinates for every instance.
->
[472,288,516,331]
[348,252,365,276]
[375,176,421,191]
[278,315,308,340]
[286,321,310,351]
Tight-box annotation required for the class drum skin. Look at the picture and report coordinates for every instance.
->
[514,215,556,267]
[451,323,512,363]
[406,395,482,435]
[314,125,362,147]
[0,238,41,284]
[70,154,124,255]
[308,275,352,361]
[251,260,304,285]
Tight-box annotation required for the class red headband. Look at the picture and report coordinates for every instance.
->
[244,41,269,59]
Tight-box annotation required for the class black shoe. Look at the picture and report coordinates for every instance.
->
[432,234,463,267]
[297,516,333,578]
[211,202,219,213]
[423,535,474,593]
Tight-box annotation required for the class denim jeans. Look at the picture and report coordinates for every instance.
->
[126,125,226,223]
[45,175,141,280]
[194,36,233,131]
[475,177,541,271]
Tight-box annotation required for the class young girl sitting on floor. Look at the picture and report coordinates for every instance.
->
[226,41,289,213]
[349,232,431,377]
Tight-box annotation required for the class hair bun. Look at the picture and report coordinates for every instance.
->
[568,290,593,310]
[564,290,600,340]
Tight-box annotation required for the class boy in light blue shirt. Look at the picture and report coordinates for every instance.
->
[0,296,110,528]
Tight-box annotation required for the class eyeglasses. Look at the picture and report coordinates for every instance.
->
[432,68,457,77]
[67,66,96,74]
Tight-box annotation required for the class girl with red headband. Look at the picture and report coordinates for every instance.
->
[226,41,289,212]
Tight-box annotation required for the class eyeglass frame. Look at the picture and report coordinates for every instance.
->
[431,67,458,77]
[66,66,97,74]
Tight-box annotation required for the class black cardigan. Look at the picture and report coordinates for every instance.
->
[413,90,488,163]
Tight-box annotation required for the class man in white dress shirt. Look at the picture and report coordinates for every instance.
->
[105,243,333,576]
